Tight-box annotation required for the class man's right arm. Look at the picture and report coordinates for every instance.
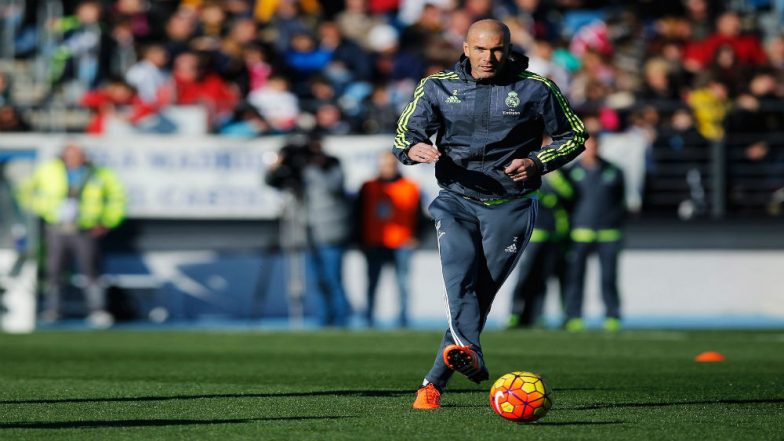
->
[15,164,45,215]
[393,76,441,165]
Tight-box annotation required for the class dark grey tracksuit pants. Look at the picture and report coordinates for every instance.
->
[44,225,105,314]
[425,191,537,389]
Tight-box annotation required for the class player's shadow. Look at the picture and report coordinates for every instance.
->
[0,416,353,430]
[567,398,784,410]
[0,389,482,406]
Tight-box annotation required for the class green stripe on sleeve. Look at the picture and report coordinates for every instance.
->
[394,72,458,150]
[519,72,586,164]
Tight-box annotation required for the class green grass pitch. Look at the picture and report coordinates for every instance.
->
[1,329,783,440]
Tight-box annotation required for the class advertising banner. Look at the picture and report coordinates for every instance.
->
[0,134,440,219]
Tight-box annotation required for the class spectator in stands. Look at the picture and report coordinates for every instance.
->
[126,44,170,104]
[651,107,710,218]
[301,76,337,114]
[707,44,751,98]
[655,107,710,153]
[570,50,616,114]
[724,71,784,213]
[80,78,158,134]
[336,0,382,49]
[319,21,372,83]
[157,51,239,131]
[235,43,274,97]
[600,108,657,213]
[356,151,425,327]
[688,74,730,142]
[49,0,112,89]
[765,35,784,70]
[313,104,351,135]
[17,143,125,328]
[442,9,473,52]
[214,18,260,81]
[496,0,559,42]
[266,0,312,54]
[637,58,683,115]
[683,11,767,72]
[195,1,227,43]
[248,75,300,132]
[191,0,227,52]
[367,41,394,80]
[361,84,398,134]
[219,102,271,137]
[284,32,332,95]
[364,23,399,82]
[527,39,570,93]
[683,0,717,41]
[113,0,155,43]
[399,3,445,56]
[0,106,32,132]
[109,18,139,79]
[647,17,693,91]
[162,9,198,66]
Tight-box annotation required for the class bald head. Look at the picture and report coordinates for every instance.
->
[466,19,510,44]
[463,20,511,80]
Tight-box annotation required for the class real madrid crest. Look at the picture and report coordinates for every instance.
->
[505,91,520,108]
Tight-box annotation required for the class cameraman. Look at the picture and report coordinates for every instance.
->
[266,133,353,327]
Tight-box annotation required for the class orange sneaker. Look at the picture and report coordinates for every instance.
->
[442,344,489,384]
[412,384,441,409]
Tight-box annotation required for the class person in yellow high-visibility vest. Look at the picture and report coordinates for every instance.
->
[507,168,573,328]
[18,143,125,327]
[563,135,625,332]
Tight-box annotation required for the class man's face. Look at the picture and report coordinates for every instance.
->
[463,29,508,80]
[62,145,87,169]
[378,152,398,179]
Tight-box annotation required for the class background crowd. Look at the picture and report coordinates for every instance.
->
[1,0,784,215]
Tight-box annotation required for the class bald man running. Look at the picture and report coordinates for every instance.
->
[393,20,586,409]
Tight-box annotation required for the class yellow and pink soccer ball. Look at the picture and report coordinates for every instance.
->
[489,371,553,422]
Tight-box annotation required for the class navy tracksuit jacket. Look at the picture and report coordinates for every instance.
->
[393,53,586,389]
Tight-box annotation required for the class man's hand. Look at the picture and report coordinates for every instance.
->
[504,158,540,182]
[407,143,441,163]
[90,226,109,237]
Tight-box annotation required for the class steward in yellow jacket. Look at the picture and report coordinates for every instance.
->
[17,144,125,327]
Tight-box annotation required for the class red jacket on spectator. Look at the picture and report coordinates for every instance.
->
[368,0,399,15]
[156,72,239,127]
[80,86,155,134]
[684,34,767,69]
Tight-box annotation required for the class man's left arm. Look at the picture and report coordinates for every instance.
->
[99,168,126,230]
[528,80,587,174]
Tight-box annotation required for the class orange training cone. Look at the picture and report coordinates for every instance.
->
[695,351,726,362]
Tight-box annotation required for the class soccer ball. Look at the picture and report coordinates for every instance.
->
[489,371,553,422]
